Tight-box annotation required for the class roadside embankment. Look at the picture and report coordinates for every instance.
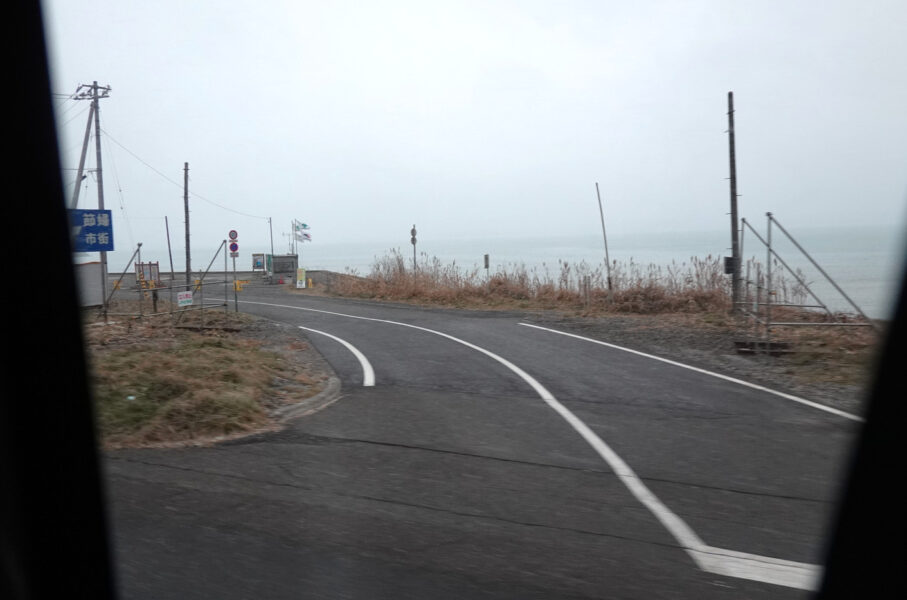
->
[83,299,336,449]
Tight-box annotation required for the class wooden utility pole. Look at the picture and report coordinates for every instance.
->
[70,82,112,310]
[184,162,191,289]
[728,91,741,312]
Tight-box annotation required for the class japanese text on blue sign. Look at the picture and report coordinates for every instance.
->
[69,209,114,252]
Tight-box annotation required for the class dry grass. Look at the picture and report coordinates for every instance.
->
[84,300,321,448]
[332,250,756,314]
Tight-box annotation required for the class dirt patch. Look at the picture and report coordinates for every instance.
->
[84,300,335,449]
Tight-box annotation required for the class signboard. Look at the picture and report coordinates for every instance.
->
[230,251,239,258]
[252,253,265,271]
[271,255,297,275]
[69,209,114,252]
[177,291,193,307]
[135,262,161,288]
[296,268,306,289]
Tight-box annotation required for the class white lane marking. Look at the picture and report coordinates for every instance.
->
[297,325,375,387]
[520,322,863,423]
[242,300,821,589]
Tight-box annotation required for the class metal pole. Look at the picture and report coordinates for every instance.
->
[765,212,773,348]
[184,162,191,290]
[754,262,762,341]
[728,92,741,312]
[224,240,229,313]
[742,219,833,315]
[92,82,109,316]
[165,216,175,313]
[268,217,275,280]
[738,216,745,308]
[137,243,143,317]
[595,182,613,291]
[769,214,876,326]
[103,244,142,309]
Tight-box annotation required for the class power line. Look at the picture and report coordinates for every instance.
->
[99,127,269,220]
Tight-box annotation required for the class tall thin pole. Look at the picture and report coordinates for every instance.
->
[70,102,94,209]
[165,216,175,311]
[595,182,613,291]
[728,91,741,312]
[92,81,108,313]
[766,212,773,346]
[184,162,190,290]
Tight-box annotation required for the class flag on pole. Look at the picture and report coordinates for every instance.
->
[293,219,312,242]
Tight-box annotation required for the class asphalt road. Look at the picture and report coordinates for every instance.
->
[104,286,860,599]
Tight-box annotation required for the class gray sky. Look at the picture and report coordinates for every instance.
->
[44,0,907,258]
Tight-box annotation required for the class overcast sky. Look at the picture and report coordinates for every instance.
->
[44,0,907,258]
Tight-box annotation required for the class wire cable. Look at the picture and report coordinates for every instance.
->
[99,127,269,220]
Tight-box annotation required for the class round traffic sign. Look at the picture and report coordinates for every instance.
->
[229,242,239,252]
[228,230,238,240]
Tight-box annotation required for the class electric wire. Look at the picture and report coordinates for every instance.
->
[101,133,136,249]
[100,127,270,220]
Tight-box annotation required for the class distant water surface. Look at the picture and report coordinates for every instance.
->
[301,226,905,320]
[102,225,905,320]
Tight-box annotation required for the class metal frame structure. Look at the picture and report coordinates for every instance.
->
[737,213,877,352]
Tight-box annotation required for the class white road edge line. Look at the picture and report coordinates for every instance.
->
[242,301,822,590]
[519,322,863,423]
[297,325,375,387]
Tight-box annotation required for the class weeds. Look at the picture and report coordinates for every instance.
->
[332,250,749,314]
[84,302,311,448]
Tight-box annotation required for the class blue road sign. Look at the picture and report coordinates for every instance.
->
[69,209,114,252]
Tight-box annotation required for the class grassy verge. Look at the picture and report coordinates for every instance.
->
[84,300,325,448]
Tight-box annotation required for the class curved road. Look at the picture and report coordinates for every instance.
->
[105,287,859,599]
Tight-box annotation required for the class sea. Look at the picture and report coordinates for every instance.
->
[101,225,906,320]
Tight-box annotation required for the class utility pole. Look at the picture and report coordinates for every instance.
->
[69,102,94,209]
[184,162,191,290]
[727,91,741,313]
[71,82,112,310]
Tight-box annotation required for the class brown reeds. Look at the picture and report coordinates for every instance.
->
[332,250,754,314]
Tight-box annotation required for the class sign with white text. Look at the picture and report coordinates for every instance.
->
[69,209,114,252]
